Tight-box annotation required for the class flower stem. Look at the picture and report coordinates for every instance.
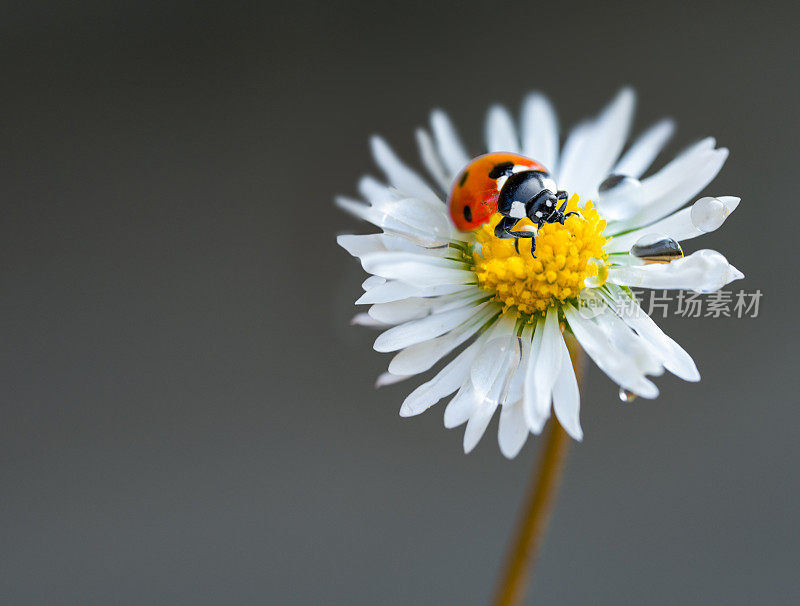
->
[490,339,583,606]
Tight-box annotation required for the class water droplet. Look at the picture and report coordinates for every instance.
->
[630,233,683,264]
[584,257,609,288]
[599,173,641,194]
[596,174,642,221]
[619,388,638,402]
[690,197,728,232]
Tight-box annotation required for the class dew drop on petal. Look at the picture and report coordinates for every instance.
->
[584,257,609,288]
[619,388,638,402]
[629,233,684,264]
[690,196,728,233]
[598,174,627,193]
[596,174,642,221]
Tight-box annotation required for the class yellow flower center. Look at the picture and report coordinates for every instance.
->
[472,196,608,316]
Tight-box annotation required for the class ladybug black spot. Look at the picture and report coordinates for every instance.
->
[463,205,473,222]
[488,161,515,179]
[458,170,469,187]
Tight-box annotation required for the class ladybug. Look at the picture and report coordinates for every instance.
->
[447,152,575,255]
[493,170,576,254]
[447,153,547,231]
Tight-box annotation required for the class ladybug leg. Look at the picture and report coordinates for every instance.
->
[556,191,569,213]
[495,216,536,254]
[515,233,538,255]
[556,193,579,222]
[494,216,518,239]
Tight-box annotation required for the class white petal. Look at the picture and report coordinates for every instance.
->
[360,250,458,271]
[444,382,479,428]
[594,175,645,221]
[375,372,412,388]
[558,88,636,199]
[470,333,524,409]
[336,195,454,247]
[608,249,744,292]
[486,105,520,153]
[631,137,714,199]
[581,87,636,193]
[338,233,439,258]
[351,312,387,327]
[606,286,699,381]
[551,336,583,441]
[369,298,433,324]
[358,175,397,205]
[613,118,675,178]
[617,142,728,230]
[362,275,386,291]
[400,338,484,417]
[463,402,497,454]
[370,288,487,325]
[374,303,487,352]
[335,196,376,223]
[356,281,472,305]
[556,120,592,194]
[564,304,659,399]
[594,306,664,377]
[522,318,548,433]
[380,232,449,253]
[389,304,498,375]
[431,109,470,180]
[498,400,529,459]
[338,233,385,258]
[444,316,514,433]
[520,93,559,173]
[529,308,564,419]
[506,325,533,404]
[360,252,475,288]
[370,136,440,204]
[416,128,451,192]
[607,196,740,251]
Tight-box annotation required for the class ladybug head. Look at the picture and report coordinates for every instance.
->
[496,170,557,215]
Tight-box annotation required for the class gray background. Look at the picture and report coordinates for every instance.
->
[0,1,798,604]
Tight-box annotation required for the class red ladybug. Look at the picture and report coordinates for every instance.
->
[447,153,547,231]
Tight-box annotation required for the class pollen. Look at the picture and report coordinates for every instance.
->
[472,196,608,316]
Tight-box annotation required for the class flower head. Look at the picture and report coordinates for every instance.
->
[337,88,743,457]
[472,199,607,314]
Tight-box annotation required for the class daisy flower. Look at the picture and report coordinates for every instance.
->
[337,88,743,458]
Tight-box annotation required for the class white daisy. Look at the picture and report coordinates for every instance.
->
[337,88,743,458]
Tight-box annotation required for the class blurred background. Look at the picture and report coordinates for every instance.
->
[0,1,798,604]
